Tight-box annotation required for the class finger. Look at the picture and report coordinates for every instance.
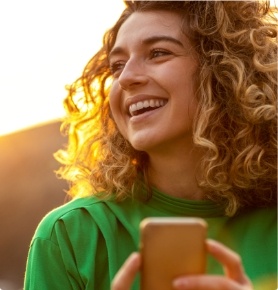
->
[173,275,247,290]
[206,239,251,286]
[111,252,141,290]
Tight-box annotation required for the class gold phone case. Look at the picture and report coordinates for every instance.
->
[140,217,207,290]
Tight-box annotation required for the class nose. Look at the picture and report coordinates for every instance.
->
[118,58,148,91]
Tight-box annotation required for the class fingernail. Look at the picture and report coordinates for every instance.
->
[172,278,189,289]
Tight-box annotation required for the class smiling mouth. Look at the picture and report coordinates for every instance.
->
[129,99,167,117]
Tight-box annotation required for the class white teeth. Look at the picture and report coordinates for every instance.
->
[130,104,137,112]
[137,101,144,110]
[143,100,149,107]
[129,99,167,116]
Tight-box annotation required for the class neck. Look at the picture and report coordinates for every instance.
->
[147,145,204,200]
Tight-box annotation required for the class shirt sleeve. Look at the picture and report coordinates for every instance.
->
[24,237,82,290]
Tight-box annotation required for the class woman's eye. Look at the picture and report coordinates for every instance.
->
[110,61,125,76]
[150,49,172,59]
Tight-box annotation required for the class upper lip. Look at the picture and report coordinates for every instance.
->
[125,94,168,116]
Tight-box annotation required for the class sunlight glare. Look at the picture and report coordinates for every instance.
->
[0,0,276,136]
[0,0,125,136]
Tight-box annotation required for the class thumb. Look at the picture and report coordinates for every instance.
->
[111,252,141,290]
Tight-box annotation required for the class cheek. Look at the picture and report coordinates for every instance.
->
[172,70,199,119]
[108,83,128,138]
[109,82,121,118]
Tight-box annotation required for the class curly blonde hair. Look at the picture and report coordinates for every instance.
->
[55,1,277,216]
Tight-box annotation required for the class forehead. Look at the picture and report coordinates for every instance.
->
[114,10,185,46]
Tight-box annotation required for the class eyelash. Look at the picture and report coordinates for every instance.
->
[109,48,172,75]
[150,48,172,59]
[110,61,125,75]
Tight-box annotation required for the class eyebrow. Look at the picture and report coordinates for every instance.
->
[143,35,184,47]
[109,35,184,60]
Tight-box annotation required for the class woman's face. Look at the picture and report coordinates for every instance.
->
[109,10,198,154]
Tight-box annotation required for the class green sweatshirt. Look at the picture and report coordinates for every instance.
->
[24,188,277,290]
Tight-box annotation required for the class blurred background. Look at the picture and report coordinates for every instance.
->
[0,1,124,289]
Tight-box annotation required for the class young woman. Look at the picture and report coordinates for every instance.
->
[24,1,277,290]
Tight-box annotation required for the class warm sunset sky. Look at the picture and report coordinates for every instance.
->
[0,0,125,136]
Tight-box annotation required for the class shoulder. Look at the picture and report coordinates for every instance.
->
[32,196,107,241]
[239,206,276,222]
[230,206,277,235]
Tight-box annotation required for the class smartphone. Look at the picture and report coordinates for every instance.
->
[140,217,207,290]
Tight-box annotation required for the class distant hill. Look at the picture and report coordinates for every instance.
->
[0,121,68,290]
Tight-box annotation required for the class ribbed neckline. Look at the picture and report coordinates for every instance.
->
[144,187,226,218]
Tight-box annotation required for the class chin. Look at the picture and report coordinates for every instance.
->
[130,142,149,152]
[129,138,153,152]
[130,139,164,154]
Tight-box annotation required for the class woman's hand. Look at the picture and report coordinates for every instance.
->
[111,252,141,290]
[111,240,253,290]
[173,239,253,290]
